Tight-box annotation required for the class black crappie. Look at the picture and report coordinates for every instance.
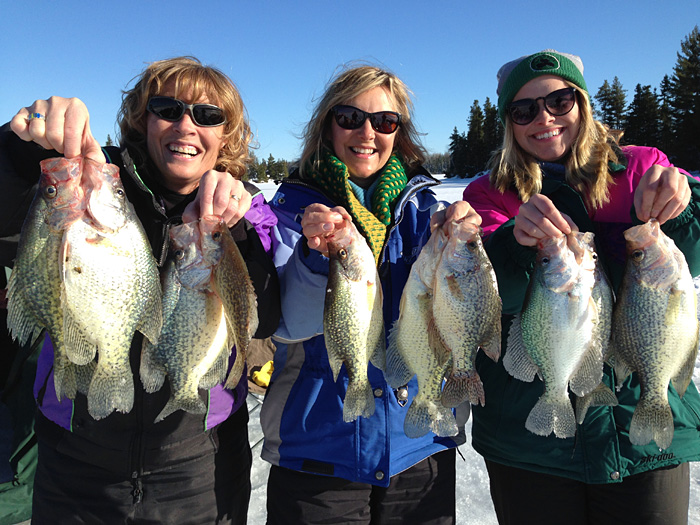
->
[387,226,458,438]
[504,232,607,439]
[611,219,699,450]
[432,220,501,408]
[141,216,258,422]
[323,219,385,422]
[61,159,162,420]
[7,157,88,400]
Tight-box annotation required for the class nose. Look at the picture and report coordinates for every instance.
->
[533,100,555,124]
[173,110,197,132]
[357,118,375,139]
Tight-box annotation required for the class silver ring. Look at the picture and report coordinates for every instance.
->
[26,112,46,122]
[231,194,241,201]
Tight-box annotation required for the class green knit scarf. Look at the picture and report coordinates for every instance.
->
[308,152,408,264]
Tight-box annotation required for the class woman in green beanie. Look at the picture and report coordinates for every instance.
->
[261,64,479,524]
[463,49,700,524]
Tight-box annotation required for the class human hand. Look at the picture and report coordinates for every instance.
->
[10,96,105,163]
[634,165,690,224]
[513,194,577,246]
[300,203,352,255]
[430,200,482,233]
[182,170,251,228]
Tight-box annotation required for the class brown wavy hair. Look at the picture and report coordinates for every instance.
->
[117,56,252,178]
[298,64,426,177]
[489,82,620,209]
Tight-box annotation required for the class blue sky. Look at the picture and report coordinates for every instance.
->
[1,1,698,162]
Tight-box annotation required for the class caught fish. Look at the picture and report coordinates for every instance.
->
[432,220,501,408]
[504,232,606,438]
[6,157,88,400]
[61,159,162,420]
[141,216,258,422]
[387,226,458,438]
[323,219,385,422]
[610,219,699,449]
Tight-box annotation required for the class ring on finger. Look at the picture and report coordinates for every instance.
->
[26,112,46,122]
[231,194,241,201]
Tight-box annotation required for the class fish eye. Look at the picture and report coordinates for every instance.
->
[631,249,644,261]
[212,232,222,241]
[116,188,125,198]
[174,249,185,260]
[338,248,347,259]
[467,241,478,250]
[541,256,550,265]
[44,185,57,199]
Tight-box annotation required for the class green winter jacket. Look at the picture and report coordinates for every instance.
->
[462,146,700,483]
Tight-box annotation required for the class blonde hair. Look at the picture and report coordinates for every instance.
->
[489,82,619,209]
[117,56,252,178]
[299,64,426,176]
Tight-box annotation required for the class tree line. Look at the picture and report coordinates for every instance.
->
[447,26,700,178]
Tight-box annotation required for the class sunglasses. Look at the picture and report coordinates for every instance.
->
[331,105,401,134]
[506,87,577,125]
[147,96,227,127]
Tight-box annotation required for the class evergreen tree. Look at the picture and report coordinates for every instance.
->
[464,100,486,177]
[624,84,660,146]
[424,152,450,175]
[669,25,700,169]
[448,127,468,177]
[105,134,114,146]
[256,160,268,183]
[266,154,280,181]
[595,78,627,129]
[482,97,503,165]
[658,75,675,155]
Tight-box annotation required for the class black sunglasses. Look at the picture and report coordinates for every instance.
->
[331,105,402,134]
[147,96,227,127]
[507,87,577,125]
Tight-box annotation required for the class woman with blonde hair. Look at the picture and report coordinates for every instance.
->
[463,49,700,524]
[261,64,478,524]
[1,56,280,523]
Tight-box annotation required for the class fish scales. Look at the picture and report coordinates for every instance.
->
[610,219,699,450]
[61,159,162,420]
[432,220,501,409]
[387,227,458,438]
[504,232,606,439]
[323,220,385,422]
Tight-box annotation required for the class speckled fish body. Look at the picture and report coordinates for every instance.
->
[387,227,458,438]
[432,220,502,409]
[323,220,385,422]
[141,217,256,422]
[504,232,605,439]
[61,159,162,420]
[611,219,699,449]
[6,157,87,400]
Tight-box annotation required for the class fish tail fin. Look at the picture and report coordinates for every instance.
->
[87,363,134,420]
[139,342,167,393]
[442,369,484,408]
[343,379,375,422]
[525,394,576,438]
[404,398,458,439]
[155,394,207,423]
[575,382,618,424]
[629,395,674,450]
[224,347,246,389]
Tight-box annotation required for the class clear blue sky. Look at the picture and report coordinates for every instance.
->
[2,1,698,162]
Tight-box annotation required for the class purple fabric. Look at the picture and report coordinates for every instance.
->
[34,335,74,430]
[245,192,277,254]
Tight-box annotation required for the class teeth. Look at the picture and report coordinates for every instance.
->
[351,147,375,154]
[169,145,198,156]
[535,129,561,140]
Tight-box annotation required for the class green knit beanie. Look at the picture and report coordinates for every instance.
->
[497,49,588,123]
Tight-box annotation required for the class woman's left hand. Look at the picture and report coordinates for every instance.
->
[430,200,482,233]
[634,165,690,224]
[182,170,251,227]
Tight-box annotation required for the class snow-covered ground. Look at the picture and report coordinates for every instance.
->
[251,176,700,524]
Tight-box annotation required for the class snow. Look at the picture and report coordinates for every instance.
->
[250,176,700,524]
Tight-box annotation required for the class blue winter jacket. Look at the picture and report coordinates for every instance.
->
[260,167,464,487]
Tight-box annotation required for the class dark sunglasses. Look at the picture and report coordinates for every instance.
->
[147,96,227,127]
[331,105,401,134]
[506,87,577,125]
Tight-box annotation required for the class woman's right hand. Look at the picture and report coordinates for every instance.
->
[10,96,105,163]
[513,194,577,246]
[300,203,352,255]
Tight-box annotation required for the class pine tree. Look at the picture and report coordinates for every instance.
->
[464,100,485,177]
[482,97,503,166]
[669,25,700,169]
[105,134,114,146]
[658,75,675,155]
[609,77,628,130]
[624,84,660,146]
[448,127,468,177]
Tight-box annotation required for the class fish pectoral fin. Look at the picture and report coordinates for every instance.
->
[672,336,699,398]
[569,343,604,397]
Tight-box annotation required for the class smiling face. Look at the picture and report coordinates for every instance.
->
[330,86,397,187]
[146,81,226,194]
[511,75,580,163]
